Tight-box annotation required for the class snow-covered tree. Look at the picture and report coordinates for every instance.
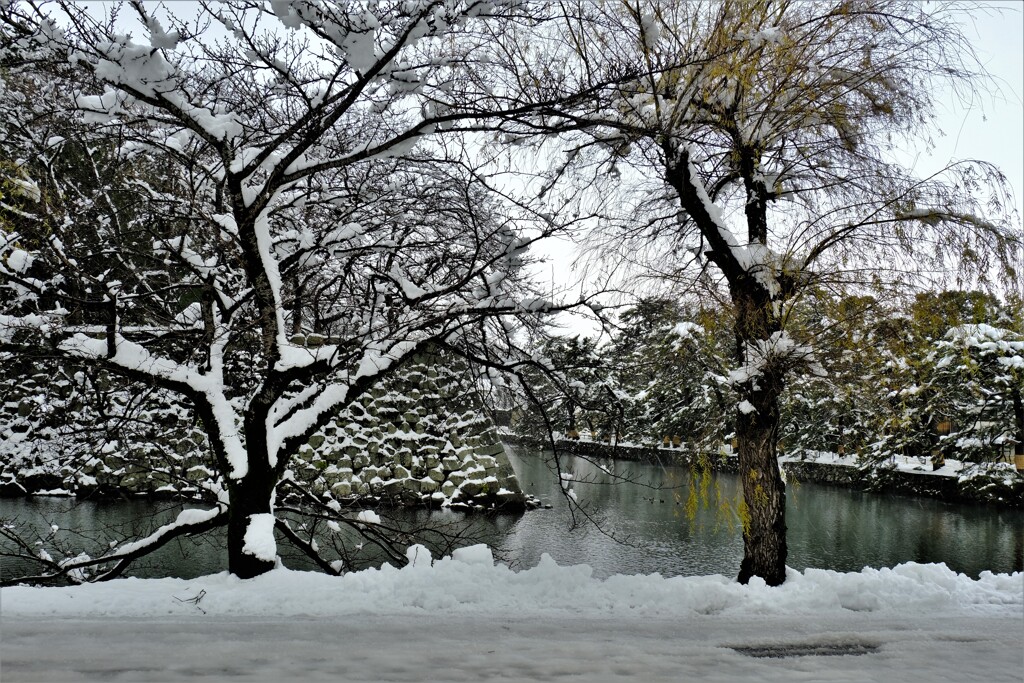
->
[931,322,1023,462]
[767,294,884,459]
[0,0,592,580]
[526,0,1021,584]
[771,290,1022,469]
[512,333,606,439]
[600,298,732,450]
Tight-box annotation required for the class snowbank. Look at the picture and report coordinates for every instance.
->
[4,550,1021,683]
[4,546,1020,619]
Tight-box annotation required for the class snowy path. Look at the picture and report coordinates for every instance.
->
[3,613,1021,682]
[2,546,1021,682]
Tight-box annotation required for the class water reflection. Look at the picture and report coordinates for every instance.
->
[1,446,1020,581]
[497,447,1021,579]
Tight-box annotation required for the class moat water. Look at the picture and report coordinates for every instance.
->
[2,446,1020,581]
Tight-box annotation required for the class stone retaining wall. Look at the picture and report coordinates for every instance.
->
[0,354,530,511]
[291,356,527,510]
[505,436,1022,508]
[542,437,742,473]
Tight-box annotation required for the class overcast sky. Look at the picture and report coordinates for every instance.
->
[82,0,1023,319]
[924,1,1023,217]
[547,1,1024,328]
[89,0,1021,213]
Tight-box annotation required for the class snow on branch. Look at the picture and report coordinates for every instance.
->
[894,207,997,231]
[720,331,822,388]
[0,506,226,587]
[115,507,223,557]
[56,332,250,479]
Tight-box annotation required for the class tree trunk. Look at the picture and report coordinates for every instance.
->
[735,378,787,586]
[225,463,278,579]
[732,285,788,586]
[1011,385,1023,457]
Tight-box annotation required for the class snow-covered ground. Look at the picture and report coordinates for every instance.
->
[777,449,1003,479]
[2,545,1021,682]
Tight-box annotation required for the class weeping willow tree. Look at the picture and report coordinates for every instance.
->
[511,0,1022,584]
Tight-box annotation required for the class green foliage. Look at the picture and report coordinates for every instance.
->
[520,297,735,450]
[559,290,1021,466]
[779,290,1021,464]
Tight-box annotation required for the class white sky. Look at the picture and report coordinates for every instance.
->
[919,1,1023,217]
[542,2,1024,335]
[81,0,1023,330]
